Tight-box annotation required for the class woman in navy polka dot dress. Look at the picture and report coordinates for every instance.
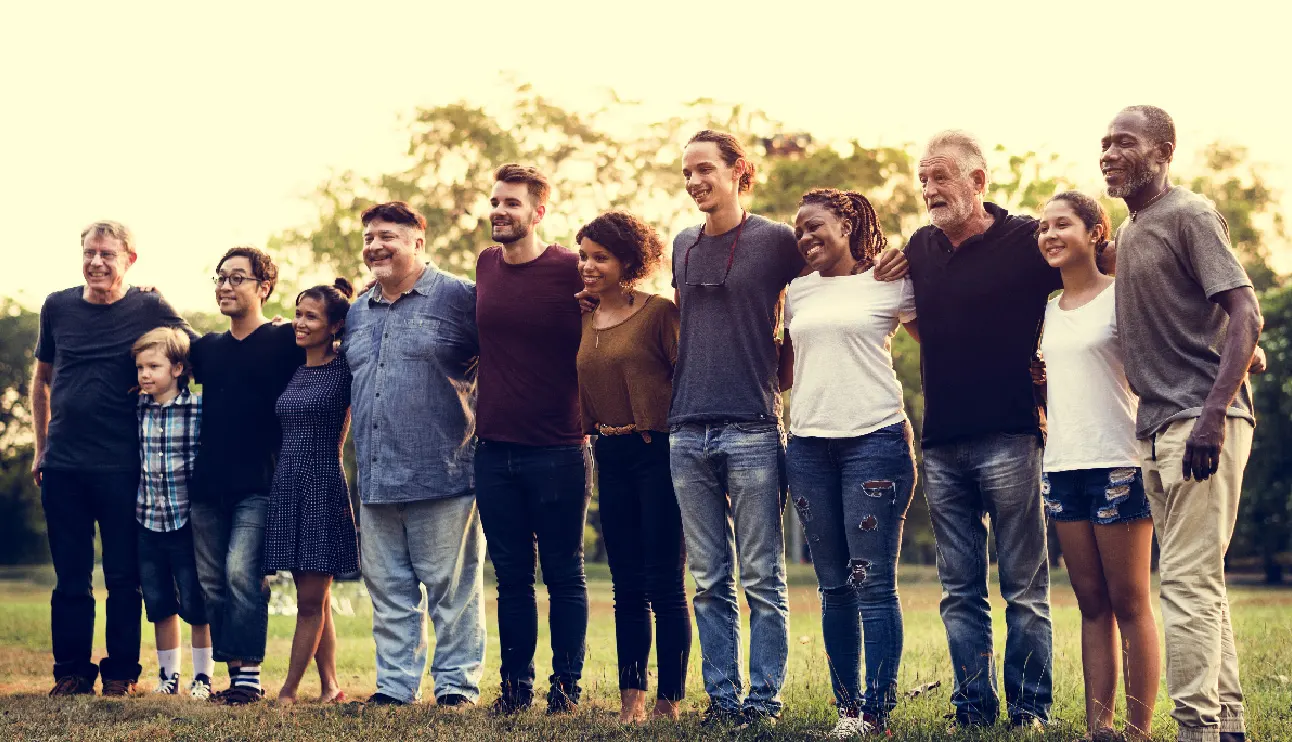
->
[264,278,357,705]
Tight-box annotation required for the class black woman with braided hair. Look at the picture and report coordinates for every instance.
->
[780,188,920,738]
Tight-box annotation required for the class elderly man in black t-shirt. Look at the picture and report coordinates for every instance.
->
[903,131,1059,730]
[32,221,192,696]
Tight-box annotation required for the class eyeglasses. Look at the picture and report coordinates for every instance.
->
[682,212,747,288]
[212,274,262,288]
[83,249,123,262]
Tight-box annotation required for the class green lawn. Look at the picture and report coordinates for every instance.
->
[0,564,1288,741]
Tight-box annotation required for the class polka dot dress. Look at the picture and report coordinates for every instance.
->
[263,353,359,576]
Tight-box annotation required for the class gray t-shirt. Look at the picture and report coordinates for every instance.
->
[669,213,804,424]
[1114,187,1254,438]
[36,286,191,471]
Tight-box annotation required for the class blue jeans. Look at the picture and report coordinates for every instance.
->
[360,495,486,703]
[191,494,270,664]
[786,422,916,720]
[40,468,142,683]
[923,433,1054,725]
[670,421,789,715]
[475,440,590,704]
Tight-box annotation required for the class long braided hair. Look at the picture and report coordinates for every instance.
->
[798,188,888,272]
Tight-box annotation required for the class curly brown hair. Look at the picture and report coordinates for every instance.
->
[798,188,888,268]
[575,211,665,286]
[687,130,755,193]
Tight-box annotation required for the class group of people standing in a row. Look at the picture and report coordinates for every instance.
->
[32,104,1261,742]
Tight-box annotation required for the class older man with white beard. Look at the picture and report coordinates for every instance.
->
[345,201,486,707]
[903,131,1059,730]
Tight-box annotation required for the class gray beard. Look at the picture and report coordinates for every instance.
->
[1108,165,1155,199]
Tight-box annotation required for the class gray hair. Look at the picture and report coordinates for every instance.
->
[80,221,135,255]
[923,130,988,181]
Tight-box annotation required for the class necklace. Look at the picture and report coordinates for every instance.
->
[1130,185,1171,222]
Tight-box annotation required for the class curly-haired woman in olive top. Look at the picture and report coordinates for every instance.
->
[575,211,689,724]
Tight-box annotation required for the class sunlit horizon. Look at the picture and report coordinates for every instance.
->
[4,0,1290,314]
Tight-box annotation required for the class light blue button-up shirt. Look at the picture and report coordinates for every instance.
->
[345,264,478,504]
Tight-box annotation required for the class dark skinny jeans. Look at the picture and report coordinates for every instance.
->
[595,432,691,701]
[475,440,591,704]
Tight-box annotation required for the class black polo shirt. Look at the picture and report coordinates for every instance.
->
[904,202,1061,447]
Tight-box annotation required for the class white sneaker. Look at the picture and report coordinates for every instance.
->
[828,711,882,739]
[153,670,180,695]
[189,674,212,700]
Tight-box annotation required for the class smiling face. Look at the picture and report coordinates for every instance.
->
[793,203,854,276]
[1036,199,1102,270]
[82,235,135,294]
[577,238,625,296]
[135,346,181,400]
[682,141,742,215]
[489,181,542,244]
[214,255,269,318]
[917,148,982,232]
[1100,110,1166,199]
[362,219,422,282]
[293,295,340,350]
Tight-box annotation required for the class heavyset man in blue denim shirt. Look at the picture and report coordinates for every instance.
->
[345,202,486,707]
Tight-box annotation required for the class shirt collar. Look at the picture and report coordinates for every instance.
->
[367,263,438,305]
[138,388,195,409]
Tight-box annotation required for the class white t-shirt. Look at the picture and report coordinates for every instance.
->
[1041,280,1140,472]
[785,270,916,437]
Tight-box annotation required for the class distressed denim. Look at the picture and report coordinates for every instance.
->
[361,495,487,703]
[670,421,789,716]
[923,433,1053,725]
[1043,467,1151,525]
[191,494,270,664]
[786,422,916,721]
[41,468,142,683]
[475,440,591,705]
[346,265,479,505]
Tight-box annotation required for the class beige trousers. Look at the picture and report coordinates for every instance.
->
[1138,417,1252,742]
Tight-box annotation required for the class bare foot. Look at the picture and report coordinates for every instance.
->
[275,693,297,706]
[652,698,681,721]
[618,689,648,725]
[319,688,346,704]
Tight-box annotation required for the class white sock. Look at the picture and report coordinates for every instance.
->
[232,664,261,690]
[157,648,180,678]
[191,646,214,679]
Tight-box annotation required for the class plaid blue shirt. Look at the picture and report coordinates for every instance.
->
[136,388,201,532]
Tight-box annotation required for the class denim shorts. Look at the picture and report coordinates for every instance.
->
[1042,467,1151,525]
[138,523,208,625]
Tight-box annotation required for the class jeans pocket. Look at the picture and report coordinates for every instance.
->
[730,420,778,434]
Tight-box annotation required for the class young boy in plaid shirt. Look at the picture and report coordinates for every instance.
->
[133,327,213,698]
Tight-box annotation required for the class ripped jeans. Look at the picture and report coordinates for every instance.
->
[786,421,917,720]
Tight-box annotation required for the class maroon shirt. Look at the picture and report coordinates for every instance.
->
[475,244,584,446]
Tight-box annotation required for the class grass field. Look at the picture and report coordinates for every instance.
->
[0,563,1288,741]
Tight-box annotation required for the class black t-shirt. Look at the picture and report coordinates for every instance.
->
[904,203,1061,447]
[190,323,304,503]
[36,287,191,471]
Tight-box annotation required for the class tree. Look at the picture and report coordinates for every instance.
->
[1187,143,1286,293]
[0,300,46,563]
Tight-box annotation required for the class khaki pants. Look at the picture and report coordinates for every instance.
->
[1139,417,1252,742]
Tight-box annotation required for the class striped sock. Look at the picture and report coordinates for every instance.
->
[232,664,261,691]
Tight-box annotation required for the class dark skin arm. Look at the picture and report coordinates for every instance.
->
[778,332,794,392]
[1183,285,1262,481]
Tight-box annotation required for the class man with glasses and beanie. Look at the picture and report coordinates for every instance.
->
[189,247,304,705]
[32,221,191,697]
[669,130,907,728]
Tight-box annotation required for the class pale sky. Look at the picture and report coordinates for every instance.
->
[3,0,1289,313]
